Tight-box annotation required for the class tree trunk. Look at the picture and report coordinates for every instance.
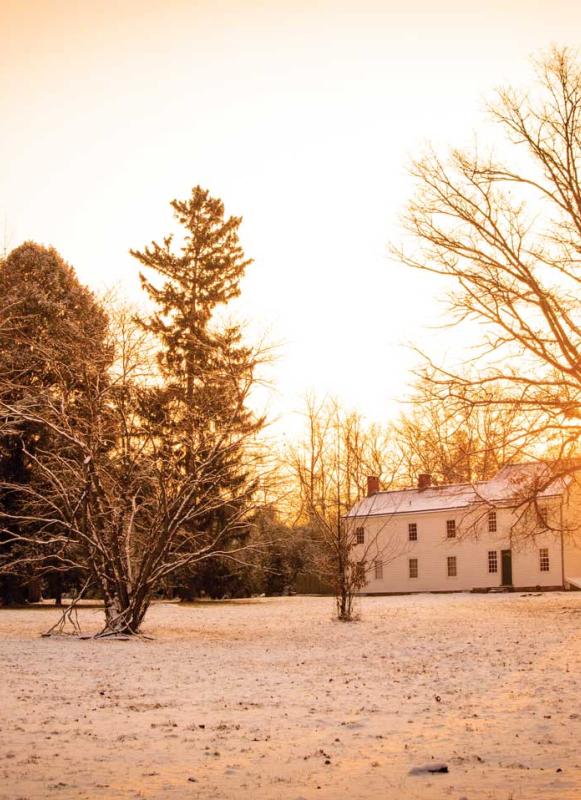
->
[101,586,150,636]
[337,589,351,621]
[335,553,352,621]
[54,573,63,606]
[27,577,42,604]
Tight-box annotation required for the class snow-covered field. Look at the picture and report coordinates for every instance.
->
[1,593,580,800]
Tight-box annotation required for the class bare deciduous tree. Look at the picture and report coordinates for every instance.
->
[288,396,401,620]
[0,307,268,636]
[394,377,541,486]
[395,46,581,500]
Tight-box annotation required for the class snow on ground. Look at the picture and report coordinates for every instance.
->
[1,593,580,800]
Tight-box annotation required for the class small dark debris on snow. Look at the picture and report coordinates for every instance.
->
[409,763,449,775]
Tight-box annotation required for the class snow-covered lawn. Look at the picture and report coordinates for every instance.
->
[1,593,580,800]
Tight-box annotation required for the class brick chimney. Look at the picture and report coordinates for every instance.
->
[417,473,432,490]
[367,475,380,497]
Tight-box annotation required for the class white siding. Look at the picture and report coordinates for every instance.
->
[353,505,564,594]
[511,534,563,589]
[562,483,581,585]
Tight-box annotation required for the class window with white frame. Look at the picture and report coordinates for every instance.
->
[488,550,498,573]
[539,548,550,572]
[446,519,456,538]
[354,561,366,584]
[408,522,418,541]
[355,527,365,544]
[374,559,383,580]
[409,558,418,579]
[488,509,497,532]
[447,556,457,577]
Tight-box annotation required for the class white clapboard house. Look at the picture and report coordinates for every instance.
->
[348,463,581,594]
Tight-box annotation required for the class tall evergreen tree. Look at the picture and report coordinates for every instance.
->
[0,242,110,603]
[131,187,264,590]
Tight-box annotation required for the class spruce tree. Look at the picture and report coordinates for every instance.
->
[131,187,263,591]
[0,242,110,603]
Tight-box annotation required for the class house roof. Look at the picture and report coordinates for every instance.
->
[476,462,568,504]
[347,462,571,519]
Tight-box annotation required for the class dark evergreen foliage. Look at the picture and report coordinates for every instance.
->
[0,242,110,604]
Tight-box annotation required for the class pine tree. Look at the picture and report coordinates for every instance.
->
[131,187,264,591]
[0,242,110,603]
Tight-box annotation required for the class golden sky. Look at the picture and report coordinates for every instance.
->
[2,0,581,430]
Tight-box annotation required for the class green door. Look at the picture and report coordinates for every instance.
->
[501,549,513,586]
